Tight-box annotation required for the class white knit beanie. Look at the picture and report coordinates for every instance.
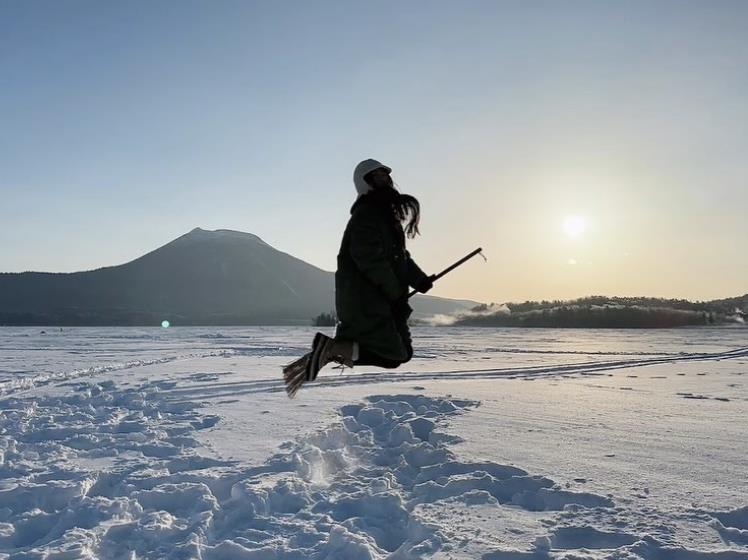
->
[353,159,392,198]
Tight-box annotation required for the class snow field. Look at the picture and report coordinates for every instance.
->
[0,326,747,558]
[0,377,637,559]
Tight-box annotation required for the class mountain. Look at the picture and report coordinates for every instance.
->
[0,228,477,326]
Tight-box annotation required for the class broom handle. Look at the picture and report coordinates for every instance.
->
[408,247,483,298]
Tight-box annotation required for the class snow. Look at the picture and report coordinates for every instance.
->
[0,326,747,558]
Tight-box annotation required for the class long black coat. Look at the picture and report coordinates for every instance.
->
[334,193,427,361]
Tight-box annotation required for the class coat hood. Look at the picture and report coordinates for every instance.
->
[353,159,392,198]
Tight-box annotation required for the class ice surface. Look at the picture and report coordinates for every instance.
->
[0,326,746,558]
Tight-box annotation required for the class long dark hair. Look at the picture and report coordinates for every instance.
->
[392,190,421,238]
[364,175,421,238]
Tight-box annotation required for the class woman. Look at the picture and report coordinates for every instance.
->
[283,159,433,397]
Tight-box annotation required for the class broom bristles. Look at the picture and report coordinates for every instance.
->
[282,353,311,398]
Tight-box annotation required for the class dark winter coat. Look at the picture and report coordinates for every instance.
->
[334,193,428,361]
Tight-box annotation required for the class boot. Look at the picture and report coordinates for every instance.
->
[331,338,355,367]
[306,333,354,382]
[283,333,355,398]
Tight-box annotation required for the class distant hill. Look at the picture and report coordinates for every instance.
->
[452,295,747,328]
[0,228,477,326]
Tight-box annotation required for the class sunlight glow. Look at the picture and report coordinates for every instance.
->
[563,215,588,239]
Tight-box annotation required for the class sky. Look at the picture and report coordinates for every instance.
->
[1,0,746,303]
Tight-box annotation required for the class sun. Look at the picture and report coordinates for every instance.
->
[563,215,587,239]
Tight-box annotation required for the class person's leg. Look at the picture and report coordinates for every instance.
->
[304,333,357,382]
[395,319,414,362]
[284,334,356,398]
[353,320,414,369]
[353,346,404,369]
[328,337,355,367]
[305,317,415,372]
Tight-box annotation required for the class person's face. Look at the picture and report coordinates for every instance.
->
[367,168,394,190]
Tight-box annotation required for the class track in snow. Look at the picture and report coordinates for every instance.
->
[1,378,746,558]
[159,346,748,402]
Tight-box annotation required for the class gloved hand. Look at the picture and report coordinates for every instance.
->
[391,296,413,322]
[415,274,436,294]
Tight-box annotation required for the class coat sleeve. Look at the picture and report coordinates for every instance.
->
[349,210,404,302]
[405,250,428,289]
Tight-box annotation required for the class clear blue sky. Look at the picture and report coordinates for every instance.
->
[2,1,747,302]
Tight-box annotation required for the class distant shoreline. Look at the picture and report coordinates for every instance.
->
[0,323,744,330]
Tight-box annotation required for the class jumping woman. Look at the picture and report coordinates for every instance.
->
[283,158,434,397]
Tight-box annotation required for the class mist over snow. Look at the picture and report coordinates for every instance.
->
[426,303,511,326]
